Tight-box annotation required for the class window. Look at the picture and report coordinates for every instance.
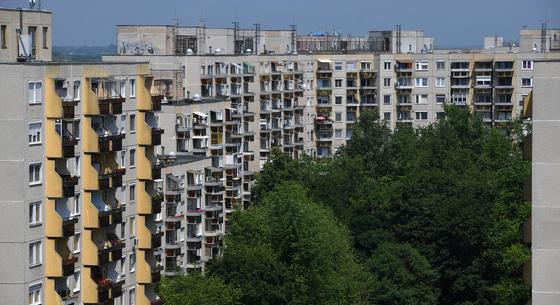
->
[120,79,127,98]
[120,150,126,167]
[120,222,126,239]
[335,112,342,122]
[28,26,37,56]
[130,79,136,97]
[436,78,445,88]
[383,112,391,121]
[120,256,126,275]
[73,194,81,216]
[129,216,136,236]
[416,94,428,104]
[129,149,135,167]
[29,202,41,226]
[416,112,428,120]
[28,283,41,305]
[383,78,391,87]
[335,96,343,105]
[436,61,445,70]
[73,271,81,292]
[29,241,42,267]
[335,129,343,139]
[1,25,7,49]
[129,288,136,305]
[42,27,48,49]
[522,77,533,87]
[436,94,445,104]
[334,79,342,88]
[73,233,81,253]
[129,184,136,202]
[383,95,391,105]
[73,81,81,100]
[383,61,392,70]
[129,114,136,133]
[28,81,42,104]
[28,122,42,145]
[334,62,343,71]
[29,163,42,185]
[436,112,445,119]
[522,60,533,70]
[129,253,136,272]
[415,61,429,71]
[415,78,428,87]
[361,62,372,70]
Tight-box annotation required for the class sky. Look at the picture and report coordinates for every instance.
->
[1,0,559,47]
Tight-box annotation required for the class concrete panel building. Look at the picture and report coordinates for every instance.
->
[530,60,560,305]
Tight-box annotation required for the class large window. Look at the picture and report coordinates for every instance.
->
[29,201,41,226]
[29,241,42,267]
[28,283,42,305]
[29,163,42,185]
[28,122,42,145]
[28,81,42,104]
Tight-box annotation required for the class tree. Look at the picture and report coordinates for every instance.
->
[365,242,440,305]
[157,273,241,305]
[210,182,364,305]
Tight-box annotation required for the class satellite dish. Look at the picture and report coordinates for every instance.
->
[186,48,194,55]
[246,48,252,54]
[193,94,201,101]
[215,48,222,54]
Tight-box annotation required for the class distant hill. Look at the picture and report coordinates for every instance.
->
[53,45,117,62]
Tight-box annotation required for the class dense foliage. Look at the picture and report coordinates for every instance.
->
[158,106,530,305]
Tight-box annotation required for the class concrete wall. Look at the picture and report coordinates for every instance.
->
[532,60,560,305]
[0,8,52,62]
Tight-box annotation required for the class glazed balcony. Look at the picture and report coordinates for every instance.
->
[45,199,78,238]
[45,238,78,278]
[45,160,79,199]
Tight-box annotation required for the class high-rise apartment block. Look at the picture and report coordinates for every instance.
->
[1,5,560,305]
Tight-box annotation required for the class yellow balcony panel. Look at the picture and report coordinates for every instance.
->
[45,160,63,198]
[83,192,111,229]
[45,200,78,238]
[137,112,152,146]
[45,78,63,119]
[82,79,101,116]
[137,216,152,250]
[136,249,152,284]
[137,146,153,181]
[82,267,110,304]
[45,238,77,278]
[136,282,163,305]
[82,154,110,191]
[82,230,100,266]
[45,278,62,305]
[82,117,100,153]
[137,75,153,112]
[137,181,162,215]
[45,119,62,159]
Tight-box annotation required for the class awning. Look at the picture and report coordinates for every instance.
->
[318,59,332,63]
[193,111,207,118]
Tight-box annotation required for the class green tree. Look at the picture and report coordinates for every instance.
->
[365,242,440,305]
[157,273,241,305]
[210,182,364,305]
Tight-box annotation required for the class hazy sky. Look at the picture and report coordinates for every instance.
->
[1,0,559,47]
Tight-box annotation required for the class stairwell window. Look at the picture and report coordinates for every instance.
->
[129,114,136,133]
[42,27,48,49]
[522,77,533,87]
[28,81,42,104]
[383,78,391,87]
[383,61,392,70]
[1,25,7,49]
[522,60,533,70]
[28,241,42,267]
[28,122,42,145]
[29,163,42,186]
[73,81,81,100]
[29,201,41,226]
[130,149,135,168]
[129,184,136,202]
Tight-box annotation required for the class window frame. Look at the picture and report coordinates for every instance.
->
[521,60,533,70]
[29,241,42,267]
[28,121,42,145]
[29,201,42,226]
[28,162,42,186]
[415,78,428,88]
[28,81,43,105]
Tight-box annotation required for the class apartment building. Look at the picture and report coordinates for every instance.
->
[0,8,52,62]
[528,60,560,305]
[0,8,163,305]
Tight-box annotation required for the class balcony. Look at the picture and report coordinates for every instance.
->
[137,181,162,215]
[98,96,125,115]
[137,251,157,284]
[45,238,77,278]
[137,146,161,181]
[137,75,159,112]
[138,215,158,250]
[151,95,163,111]
[138,112,164,146]
[45,120,79,159]
[45,200,78,238]
[45,160,79,199]
[82,267,112,304]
